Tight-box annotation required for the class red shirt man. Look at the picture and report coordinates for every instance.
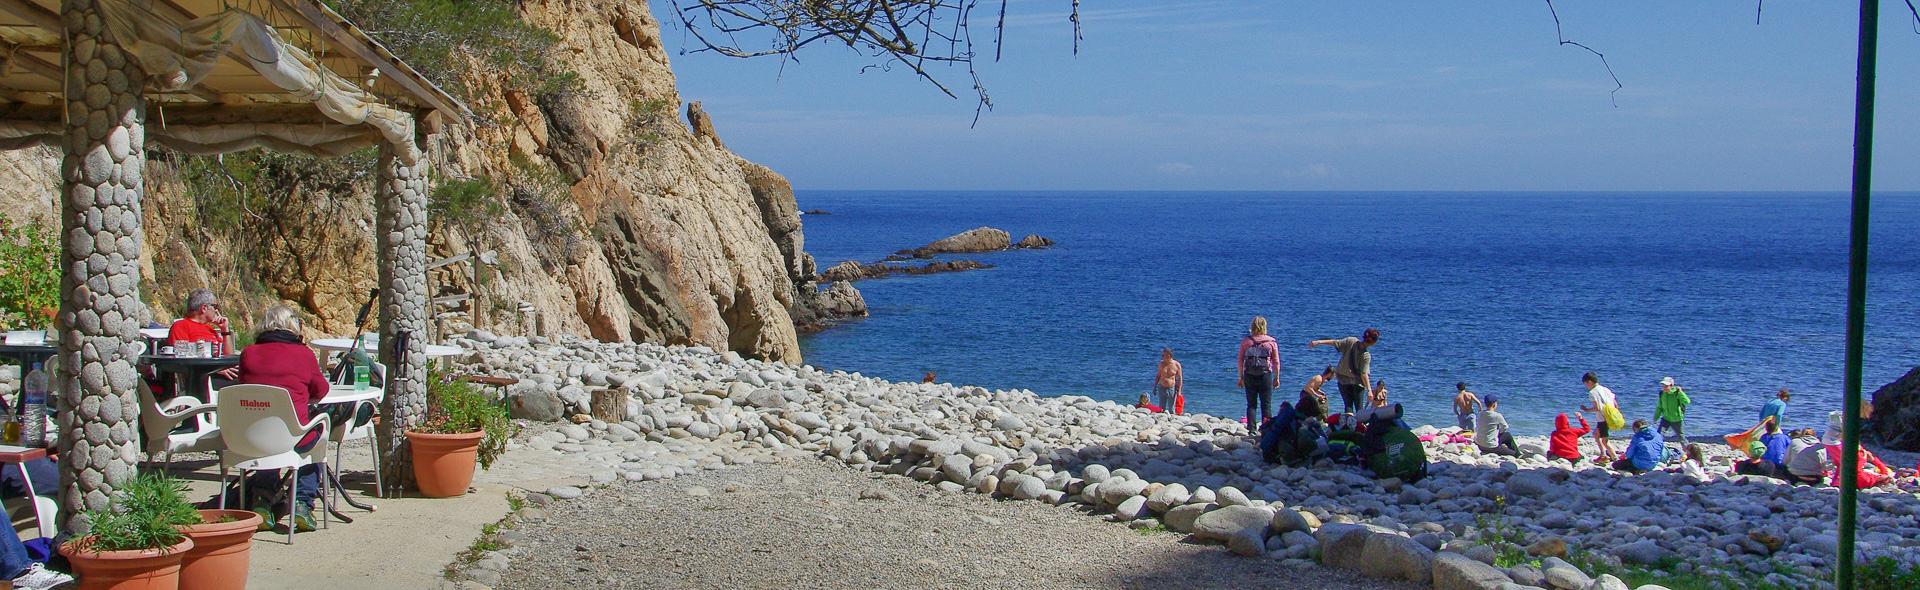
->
[167,288,238,380]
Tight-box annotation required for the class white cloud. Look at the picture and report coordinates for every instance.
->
[1282,163,1340,179]
[1157,162,1197,175]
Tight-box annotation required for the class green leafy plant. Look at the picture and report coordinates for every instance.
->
[1861,556,1920,590]
[619,97,674,151]
[418,370,517,469]
[72,473,199,553]
[329,0,580,102]
[0,213,59,330]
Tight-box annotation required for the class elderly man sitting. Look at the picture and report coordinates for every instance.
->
[166,288,239,381]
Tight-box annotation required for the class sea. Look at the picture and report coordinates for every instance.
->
[793,191,1920,437]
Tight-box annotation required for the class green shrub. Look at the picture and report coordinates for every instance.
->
[419,370,517,469]
[1862,556,1920,590]
[330,0,579,101]
[73,473,199,553]
[0,213,58,330]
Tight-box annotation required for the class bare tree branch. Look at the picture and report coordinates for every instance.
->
[1545,0,1623,107]
[670,1,1078,123]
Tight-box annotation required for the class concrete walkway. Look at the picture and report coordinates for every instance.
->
[166,438,568,590]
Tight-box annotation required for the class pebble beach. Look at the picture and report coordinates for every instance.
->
[443,332,1920,590]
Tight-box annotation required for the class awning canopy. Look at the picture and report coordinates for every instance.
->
[0,0,466,161]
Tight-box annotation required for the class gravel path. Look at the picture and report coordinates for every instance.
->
[497,458,1417,590]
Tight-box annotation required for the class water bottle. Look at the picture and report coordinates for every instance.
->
[22,363,47,448]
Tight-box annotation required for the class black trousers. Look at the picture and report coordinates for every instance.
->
[1244,376,1273,431]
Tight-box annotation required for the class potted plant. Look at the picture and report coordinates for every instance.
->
[178,500,263,590]
[407,371,515,497]
[59,473,197,590]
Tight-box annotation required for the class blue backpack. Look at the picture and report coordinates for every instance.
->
[1243,344,1273,377]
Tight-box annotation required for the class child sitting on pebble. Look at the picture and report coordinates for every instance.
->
[1134,393,1164,413]
[1680,443,1711,481]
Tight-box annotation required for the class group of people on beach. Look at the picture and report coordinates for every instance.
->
[1132,316,1909,489]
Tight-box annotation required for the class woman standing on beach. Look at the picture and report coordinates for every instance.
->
[1238,317,1281,434]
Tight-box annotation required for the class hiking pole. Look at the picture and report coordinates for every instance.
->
[330,288,380,383]
[1837,0,1878,588]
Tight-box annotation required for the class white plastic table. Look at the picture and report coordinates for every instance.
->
[318,385,382,406]
[311,338,464,357]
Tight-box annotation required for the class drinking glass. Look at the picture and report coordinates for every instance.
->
[354,365,371,391]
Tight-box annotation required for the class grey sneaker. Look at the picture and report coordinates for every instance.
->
[10,562,75,590]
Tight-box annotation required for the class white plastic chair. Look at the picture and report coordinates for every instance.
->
[215,384,330,544]
[329,364,386,501]
[138,386,222,471]
[2,465,57,542]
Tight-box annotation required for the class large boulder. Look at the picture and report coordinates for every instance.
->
[1316,523,1394,570]
[1360,533,1435,584]
[1432,551,1513,590]
[1870,366,1920,450]
[509,389,564,422]
[1609,540,1670,566]
[1014,235,1055,248]
[1163,503,1213,533]
[1192,505,1274,543]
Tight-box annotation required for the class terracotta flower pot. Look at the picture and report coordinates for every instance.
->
[177,509,261,590]
[59,536,195,590]
[408,430,484,498]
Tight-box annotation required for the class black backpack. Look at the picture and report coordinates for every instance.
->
[1243,343,1273,377]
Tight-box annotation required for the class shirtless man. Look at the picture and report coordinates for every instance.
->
[1452,382,1481,433]
[1153,349,1184,414]
[1297,366,1334,420]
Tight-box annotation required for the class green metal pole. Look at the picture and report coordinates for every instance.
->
[1838,0,1878,588]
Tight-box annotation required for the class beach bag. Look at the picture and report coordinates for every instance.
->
[1173,393,1186,415]
[1601,404,1625,431]
[1367,426,1428,483]
[1260,410,1287,463]
[1243,344,1273,377]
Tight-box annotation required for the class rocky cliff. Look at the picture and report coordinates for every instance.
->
[0,0,851,362]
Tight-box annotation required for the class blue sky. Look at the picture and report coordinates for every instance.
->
[652,1,1920,191]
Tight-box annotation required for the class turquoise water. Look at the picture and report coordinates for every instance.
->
[795,191,1920,436]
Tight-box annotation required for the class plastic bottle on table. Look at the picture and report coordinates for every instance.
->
[21,362,47,448]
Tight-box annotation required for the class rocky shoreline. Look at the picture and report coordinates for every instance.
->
[453,334,1920,590]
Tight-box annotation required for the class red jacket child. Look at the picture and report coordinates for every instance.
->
[1550,413,1591,462]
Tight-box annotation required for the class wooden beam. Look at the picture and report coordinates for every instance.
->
[263,0,465,118]
[12,49,224,104]
[426,252,471,271]
[0,101,59,122]
[146,103,338,126]
[9,51,59,80]
[0,0,59,32]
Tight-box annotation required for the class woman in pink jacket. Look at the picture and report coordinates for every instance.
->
[1238,316,1281,434]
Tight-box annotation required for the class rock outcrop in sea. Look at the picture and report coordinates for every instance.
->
[888,226,1054,260]
[817,260,994,282]
[458,333,1914,590]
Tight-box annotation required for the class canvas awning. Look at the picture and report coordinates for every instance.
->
[0,0,465,160]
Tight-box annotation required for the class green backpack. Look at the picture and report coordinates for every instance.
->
[1367,427,1429,483]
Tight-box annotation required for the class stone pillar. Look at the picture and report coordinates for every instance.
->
[55,0,147,535]
[374,142,430,497]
